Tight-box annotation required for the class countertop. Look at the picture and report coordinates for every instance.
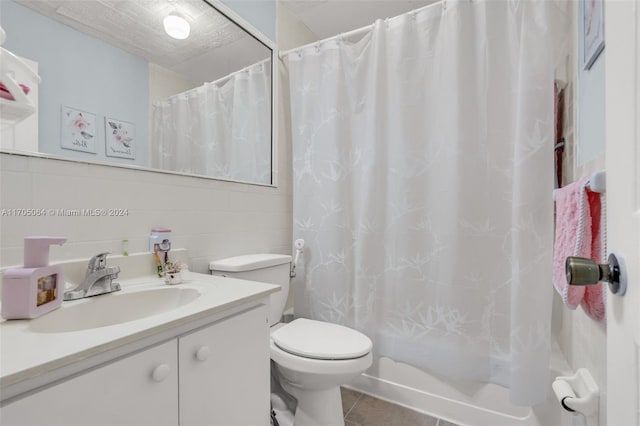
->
[0,272,279,398]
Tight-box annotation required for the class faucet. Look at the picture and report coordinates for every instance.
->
[64,252,121,300]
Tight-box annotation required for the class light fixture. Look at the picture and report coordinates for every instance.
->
[163,14,190,40]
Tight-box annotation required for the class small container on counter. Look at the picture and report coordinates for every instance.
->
[1,236,67,319]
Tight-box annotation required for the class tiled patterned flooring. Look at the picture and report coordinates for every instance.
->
[341,388,459,426]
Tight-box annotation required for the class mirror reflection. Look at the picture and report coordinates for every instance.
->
[0,0,273,185]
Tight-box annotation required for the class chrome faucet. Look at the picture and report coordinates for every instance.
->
[64,252,121,300]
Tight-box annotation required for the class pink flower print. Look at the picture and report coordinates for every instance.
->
[67,111,93,140]
[108,121,133,148]
[72,116,88,131]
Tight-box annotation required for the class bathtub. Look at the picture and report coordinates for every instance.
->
[348,342,574,426]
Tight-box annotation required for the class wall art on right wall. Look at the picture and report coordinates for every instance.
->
[583,0,604,70]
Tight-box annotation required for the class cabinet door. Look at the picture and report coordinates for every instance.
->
[1,340,178,426]
[179,304,270,426]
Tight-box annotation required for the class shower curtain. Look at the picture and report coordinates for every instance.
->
[287,0,564,405]
[152,60,271,184]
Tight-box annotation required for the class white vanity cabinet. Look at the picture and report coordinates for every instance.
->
[1,340,179,426]
[1,304,270,426]
[179,304,270,426]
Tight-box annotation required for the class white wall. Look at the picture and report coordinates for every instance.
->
[277,5,317,51]
[276,2,317,309]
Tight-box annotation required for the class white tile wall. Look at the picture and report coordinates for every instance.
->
[0,146,292,274]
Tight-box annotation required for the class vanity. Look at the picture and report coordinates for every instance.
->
[0,264,280,426]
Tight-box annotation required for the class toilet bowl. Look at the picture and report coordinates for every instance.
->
[210,254,373,426]
[270,319,372,426]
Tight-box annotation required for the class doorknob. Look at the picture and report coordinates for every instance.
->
[565,253,627,296]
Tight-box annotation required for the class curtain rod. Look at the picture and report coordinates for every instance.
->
[199,57,270,89]
[278,0,443,59]
[159,57,271,102]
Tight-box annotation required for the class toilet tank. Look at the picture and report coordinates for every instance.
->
[209,254,291,326]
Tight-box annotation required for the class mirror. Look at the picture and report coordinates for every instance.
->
[0,0,273,185]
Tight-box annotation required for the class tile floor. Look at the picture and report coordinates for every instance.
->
[341,388,459,426]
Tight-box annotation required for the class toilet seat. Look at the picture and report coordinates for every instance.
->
[269,319,374,426]
[271,318,372,360]
[270,339,373,377]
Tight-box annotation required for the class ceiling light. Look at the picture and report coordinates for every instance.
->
[163,14,190,40]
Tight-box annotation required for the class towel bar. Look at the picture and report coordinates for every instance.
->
[553,170,606,200]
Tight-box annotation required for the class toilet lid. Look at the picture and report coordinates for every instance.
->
[271,318,372,360]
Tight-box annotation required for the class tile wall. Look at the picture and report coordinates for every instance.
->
[0,149,292,273]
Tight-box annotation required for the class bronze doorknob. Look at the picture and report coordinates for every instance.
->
[565,253,627,296]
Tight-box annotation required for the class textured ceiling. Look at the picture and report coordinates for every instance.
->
[13,0,437,81]
[280,0,437,40]
[15,0,270,83]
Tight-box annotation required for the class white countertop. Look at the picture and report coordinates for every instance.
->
[0,272,279,397]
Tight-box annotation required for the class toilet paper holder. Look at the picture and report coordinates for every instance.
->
[552,368,599,416]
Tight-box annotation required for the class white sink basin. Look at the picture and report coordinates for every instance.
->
[29,286,200,333]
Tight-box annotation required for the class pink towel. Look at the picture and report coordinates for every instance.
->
[581,190,606,321]
[0,82,30,101]
[553,177,606,322]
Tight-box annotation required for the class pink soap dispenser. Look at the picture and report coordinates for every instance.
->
[1,236,67,319]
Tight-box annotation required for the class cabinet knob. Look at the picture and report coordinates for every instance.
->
[195,346,211,362]
[151,364,171,382]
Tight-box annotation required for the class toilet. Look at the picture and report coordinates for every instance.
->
[210,254,372,426]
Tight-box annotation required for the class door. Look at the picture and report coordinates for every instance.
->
[605,1,640,425]
[0,340,178,426]
[178,304,270,426]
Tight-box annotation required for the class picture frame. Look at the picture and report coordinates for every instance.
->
[583,0,604,70]
[105,117,135,160]
[60,105,97,154]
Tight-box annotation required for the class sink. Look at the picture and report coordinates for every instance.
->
[29,287,200,333]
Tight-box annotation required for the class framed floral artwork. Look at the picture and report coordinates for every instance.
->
[105,117,135,160]
[583,0,604,70]
[60,105,96,154]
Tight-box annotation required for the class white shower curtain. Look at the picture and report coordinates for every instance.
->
[287,0,564,405]
[152,60,271,184]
